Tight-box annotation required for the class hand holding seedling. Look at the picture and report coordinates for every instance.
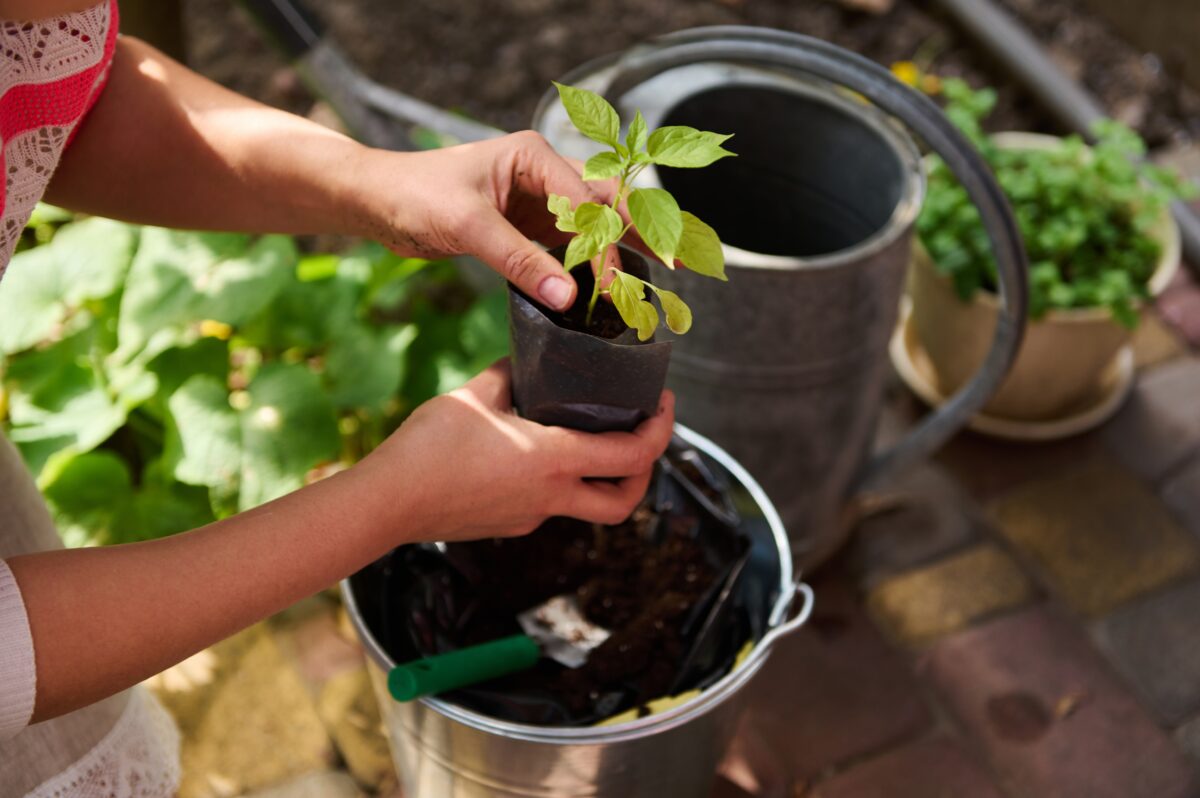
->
[548,83,733,340]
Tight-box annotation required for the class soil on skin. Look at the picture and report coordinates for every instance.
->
[185,0,1198,148]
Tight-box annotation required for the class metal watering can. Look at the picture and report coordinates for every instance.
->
[536,27,1029,570]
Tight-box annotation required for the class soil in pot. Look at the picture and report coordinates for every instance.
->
[350,445,755,726]
[508,245,672,434]
[549,260,629,339]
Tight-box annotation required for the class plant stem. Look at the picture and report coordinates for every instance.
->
[586,252,605,327]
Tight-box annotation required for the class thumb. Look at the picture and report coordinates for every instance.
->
[465,208,576,312]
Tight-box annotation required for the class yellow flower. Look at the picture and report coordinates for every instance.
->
[199,319,233,340]
[891,61,942,96]
[891,61,920,87]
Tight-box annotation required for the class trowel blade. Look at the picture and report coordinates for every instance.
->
[516,594,610,669]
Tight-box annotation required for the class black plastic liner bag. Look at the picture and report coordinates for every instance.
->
[349,439,762,726]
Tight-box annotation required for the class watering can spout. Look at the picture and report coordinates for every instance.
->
[536,27,1029,569]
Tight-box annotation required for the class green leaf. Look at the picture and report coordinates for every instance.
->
[324,324,416,409]
[296,254,340,282]
[0,218,136,354]
[608,270,658,341]
[118,229,296,355]
[169,364,340,513]
[4,328,154,476]
[109,481,215,544]
[647,126,735,168]
[626,110,648,154]
[647,283,692,334]
[170,375,241,493]
[547,193,577,233]
[628,188,683,268]
[677,212,727,280]
[26,203,73,228]
[564,234,603,272]
[40,450,133,547]
[0,246,67,354]
[459,288,510,364]
[562,202,623,270]
[238,364,340,511]
[553,82,620,147]
[582,151,624,181]
[575,203,624,245]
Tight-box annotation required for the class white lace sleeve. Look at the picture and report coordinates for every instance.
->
[25,688,181,798]
[0,557,36,740]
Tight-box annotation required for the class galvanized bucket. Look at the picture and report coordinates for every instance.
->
[343,423,814,798]
[535,27,1029,570]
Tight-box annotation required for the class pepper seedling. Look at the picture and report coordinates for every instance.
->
[548,82,734,340]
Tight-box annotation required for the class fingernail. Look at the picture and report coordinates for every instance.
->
[538,275,573,310]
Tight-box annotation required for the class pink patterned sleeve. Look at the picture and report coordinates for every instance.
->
[0,558,36,740]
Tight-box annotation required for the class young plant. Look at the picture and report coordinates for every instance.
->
[547,82,733,340]
[918,78,1198,327]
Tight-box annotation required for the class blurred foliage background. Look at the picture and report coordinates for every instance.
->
[0,209,507,547]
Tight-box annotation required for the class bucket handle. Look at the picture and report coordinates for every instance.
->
[739,581,815,673]
[602,26,1030,487]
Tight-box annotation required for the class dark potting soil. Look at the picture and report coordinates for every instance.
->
[553,263,628,340]
[351,458,753,726]
[186,0,1199,153]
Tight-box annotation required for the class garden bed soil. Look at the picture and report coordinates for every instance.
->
[353,464,751,726]
[185,0,1198,148]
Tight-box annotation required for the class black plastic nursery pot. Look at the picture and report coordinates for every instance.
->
[508,244,672,434]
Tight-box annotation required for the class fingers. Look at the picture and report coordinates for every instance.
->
[460,207,578,311]
[557,470,654,525]
[548,391,676,478]
[519,136,609,209]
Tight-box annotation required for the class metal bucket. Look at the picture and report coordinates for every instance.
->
[342,423,814,797]
[534,27,1029,570]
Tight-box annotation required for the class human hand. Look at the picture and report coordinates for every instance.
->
[351,131,624,312]
[356,360,675,542]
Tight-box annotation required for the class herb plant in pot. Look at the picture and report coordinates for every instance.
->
[909,79,1195,423]
[509,83,732,433]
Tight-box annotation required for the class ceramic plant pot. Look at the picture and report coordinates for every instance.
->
[909,132,1181,422]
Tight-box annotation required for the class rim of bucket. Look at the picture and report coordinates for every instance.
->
[534,53,927,273]
[341,422,796,744]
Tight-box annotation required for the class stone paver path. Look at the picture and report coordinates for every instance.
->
[145,282,1200,797]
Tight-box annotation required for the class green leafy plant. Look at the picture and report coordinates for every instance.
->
[917,78,1198,327]
[548,82,733,340]
[0,207,507,546]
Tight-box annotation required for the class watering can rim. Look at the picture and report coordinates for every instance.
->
[535,56,927,273]
[534,25,1030,491]
[340,421,813,744]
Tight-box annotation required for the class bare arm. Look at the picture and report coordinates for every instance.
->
[9,366,674,723]
[48,36,611,309]
[0,1,97,17]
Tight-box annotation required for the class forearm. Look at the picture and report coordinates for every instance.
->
[45,36,383,237]
[8,463,405,723]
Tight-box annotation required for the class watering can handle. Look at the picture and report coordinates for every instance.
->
[598,27,1030,487]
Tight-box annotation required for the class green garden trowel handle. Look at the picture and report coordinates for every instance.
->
[388,635,541,702]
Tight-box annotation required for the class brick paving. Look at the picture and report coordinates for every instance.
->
[146,289,1200,797]
[923,607,1197,797]
[866,544,1036,646]
[988,458,1200,616]
[1092,579,1200,725]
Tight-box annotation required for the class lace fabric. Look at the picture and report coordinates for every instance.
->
[23,688,181,798]
[0,1,116,275]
